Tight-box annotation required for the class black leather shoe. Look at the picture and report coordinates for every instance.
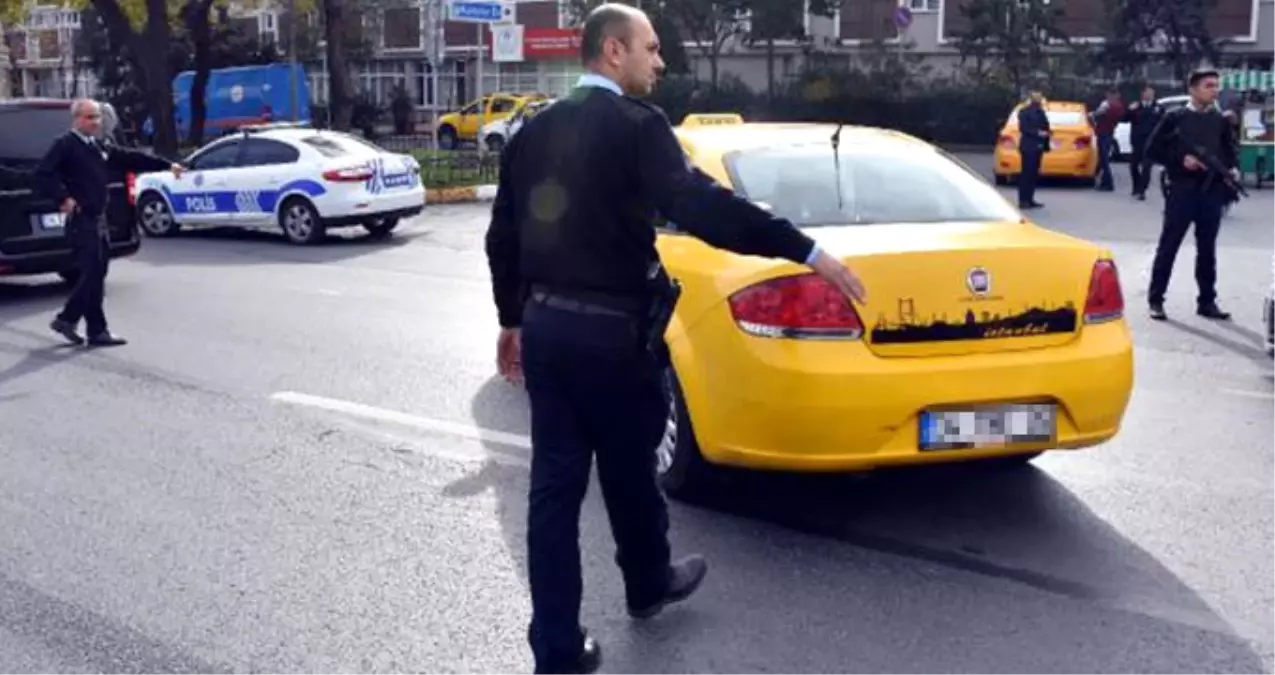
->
[535,635,601,675]
[628,555,708,619]
[1197,303,1232,321]
[1149,303,1167,321]
[50,319,84,345]
[87,332,127,347]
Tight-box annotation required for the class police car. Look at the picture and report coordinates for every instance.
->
[129,123,425,245]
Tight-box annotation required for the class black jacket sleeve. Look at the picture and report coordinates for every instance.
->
[484,131,524,329]
[634,110,816,265]
[106,144,174,173]
[34,135,70,202]
[1143,110,1180,168]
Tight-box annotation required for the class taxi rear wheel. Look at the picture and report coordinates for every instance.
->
[363,217,399,238]
[437,125,458,149]
[279,197,325,245]
[657,369,716,500]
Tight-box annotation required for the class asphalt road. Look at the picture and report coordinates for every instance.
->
[1,155,1272,674]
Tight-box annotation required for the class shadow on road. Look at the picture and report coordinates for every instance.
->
[130,227,431,268]
[0,278,70,326]
[453,374,1265,674]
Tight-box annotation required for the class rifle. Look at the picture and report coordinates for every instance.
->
[1188,143,1249,200]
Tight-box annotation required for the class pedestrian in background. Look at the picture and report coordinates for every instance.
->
[39,98,183,347]
[484,4,866,672]
[1123,84,1163,200]
[1017,90,1050,209]
[1143,68,1239,322]
[1091,87,1125,192]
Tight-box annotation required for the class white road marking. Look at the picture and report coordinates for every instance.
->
[1218,388,1274,400]
[270,390,533,450]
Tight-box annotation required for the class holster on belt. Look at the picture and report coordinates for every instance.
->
[642,261,682,369]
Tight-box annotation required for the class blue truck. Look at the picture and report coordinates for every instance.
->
[145,63,312,140]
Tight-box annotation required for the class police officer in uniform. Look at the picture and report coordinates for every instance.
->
[1144,68,1239,322]
[1016,91,1050,209]
[483,4,867,672]
[39,98,183,346]
[1123,85,1163,200]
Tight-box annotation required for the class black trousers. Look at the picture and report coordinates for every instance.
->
[1148,184,1226,306]
[1129,146,1152,196]
[56,214,110,336]
[1018,148,1042,206]
[520,296,672,672]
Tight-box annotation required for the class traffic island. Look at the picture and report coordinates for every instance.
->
[424,184,499,205]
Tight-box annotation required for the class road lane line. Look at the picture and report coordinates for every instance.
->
[270,390,533,450]
[1218,388,1274,400]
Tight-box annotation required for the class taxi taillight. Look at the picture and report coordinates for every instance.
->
[728,273,864,340]
[1084,259,1124,324]
[322,165,375,182]
[999,134,1016,149]
[1074,136,1093,149]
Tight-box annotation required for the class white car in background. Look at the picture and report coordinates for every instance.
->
[480,98,556,152]
[1112,95,1192,161]
[129,123,425,245]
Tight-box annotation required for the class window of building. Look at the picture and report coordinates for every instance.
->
[906,0,941,11]
[382,6,422,50]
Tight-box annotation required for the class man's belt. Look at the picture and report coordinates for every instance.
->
[529,284,647,317]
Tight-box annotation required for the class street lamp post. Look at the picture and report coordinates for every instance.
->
[288,0,299,122]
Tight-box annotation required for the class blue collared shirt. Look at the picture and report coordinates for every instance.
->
[575,72,820,267]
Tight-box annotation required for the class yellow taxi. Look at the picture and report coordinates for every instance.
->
[435,92,547,148]
[655,115,1134,498]
[993,100,1100,185]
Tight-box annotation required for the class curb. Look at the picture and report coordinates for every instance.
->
[425,184,499,205]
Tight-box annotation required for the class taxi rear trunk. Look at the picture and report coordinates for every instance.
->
[724,222,1124,358]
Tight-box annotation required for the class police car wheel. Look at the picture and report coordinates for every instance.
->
[137,193,179,237]
[363,217,399,238]
[657,369,715,500]
[279,197,325,245]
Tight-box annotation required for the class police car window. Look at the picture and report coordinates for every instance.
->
[189,141,241,170]
[723,145,1020,226]
[302,132,381,157]
[241,138,300,166]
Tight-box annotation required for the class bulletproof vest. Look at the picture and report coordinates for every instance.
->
[1177,108,1225,158]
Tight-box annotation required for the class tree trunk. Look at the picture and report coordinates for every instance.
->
[91,0,178,156]
[183,0,215,147]
[322,0,355,130]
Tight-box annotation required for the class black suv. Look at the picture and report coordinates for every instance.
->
[0,98,140,284]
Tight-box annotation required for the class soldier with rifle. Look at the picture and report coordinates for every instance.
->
[1143,67,1244,322]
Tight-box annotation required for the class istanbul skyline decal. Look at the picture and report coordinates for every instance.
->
[870,297,1078,344]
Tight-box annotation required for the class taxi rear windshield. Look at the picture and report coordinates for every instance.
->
[1045,111,1087,126]
[722,145,1021,226]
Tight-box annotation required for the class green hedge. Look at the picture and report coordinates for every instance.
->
[647,72,1112,146]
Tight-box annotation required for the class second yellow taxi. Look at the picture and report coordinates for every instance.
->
[992,100,1100,185]
[655,115,1134,499]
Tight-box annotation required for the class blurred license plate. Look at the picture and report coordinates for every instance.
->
[37,213,65,230]
[919,404,1056,450]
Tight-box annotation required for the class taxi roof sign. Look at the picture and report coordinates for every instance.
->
[680,113,744,128]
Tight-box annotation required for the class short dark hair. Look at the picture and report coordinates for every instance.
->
[1189,68,1220,87]
[581,3,638,65]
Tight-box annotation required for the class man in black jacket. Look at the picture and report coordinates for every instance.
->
[1016,91,1050,209]
[1143,69,1238,321]
[1124,85,1163,200]
[39,98,183,347]
[484,4,866,672]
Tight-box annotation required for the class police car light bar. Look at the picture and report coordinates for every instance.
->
[238,121,313,134]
